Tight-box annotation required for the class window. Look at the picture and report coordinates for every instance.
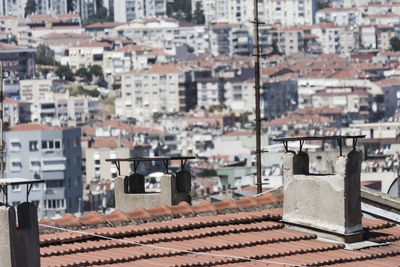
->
[11,184,21,191]
[44,199,65,210]
[29,141,38,151]
[42,141,47,149]
[11,161,22,171]
[10,141,21,151]
[55,140,61,149]
[42,140,62,150]
[30,160,41,169]
[95,160,100,165]
[32,183,40,191]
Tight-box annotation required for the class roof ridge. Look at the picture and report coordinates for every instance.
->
[39,192,284,235]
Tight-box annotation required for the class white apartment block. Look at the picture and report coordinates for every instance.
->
[111,18,209,55]
[316,8,361,25]
[85,144,130,184]
[210,23,252,56]
[1,0,67,17]
[224,79,255,113]
[19,79,99,125]
[196,78,224,108]
[63,41,112,71]
[193,0,253,24]
[272,27,305,56]
[362,14,400,26]
[312,24,359,55]
[115,64,185,121]
[360,25,396,51]
[114,0,166,23]
[260,0,317,26]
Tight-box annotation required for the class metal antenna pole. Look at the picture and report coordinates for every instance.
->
[253,0,262,194]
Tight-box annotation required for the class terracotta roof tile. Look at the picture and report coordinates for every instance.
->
[213,198,239,212]
[38,190,400,267]
[126,206,153,221]
[79,211,108,225]
[168,201,195,216]
[55,213,81,226]
[105,209,132,223]
[148,203,173,217]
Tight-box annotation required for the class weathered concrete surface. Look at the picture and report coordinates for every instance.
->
[0,203,40,267]
[283,151,362,236]
[114,174,191,212]
[0,205,16,267]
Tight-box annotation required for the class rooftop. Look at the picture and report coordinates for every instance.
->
[38,191,400,267]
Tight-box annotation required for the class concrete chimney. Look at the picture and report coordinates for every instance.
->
[114,170,191,212]
[0,203,40,267]
[283,150,363,243]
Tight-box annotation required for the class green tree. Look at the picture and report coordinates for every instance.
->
[75,67,92,82]
[89,65,103,77]
[24,0,36,17]
[317,0,330,10]
[35,44,56,65]
[167,0,192,22]
[55,65,75,81]
[391,37,400,51]
[193,2,205,24]
[84,7,113,26]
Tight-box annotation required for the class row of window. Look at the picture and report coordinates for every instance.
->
[10,138,81,152]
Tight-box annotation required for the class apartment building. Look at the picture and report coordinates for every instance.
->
[196,77,224,108]
[115,64,186,121]
[3,98,31,127]
[114,0,167,23]
[4,124,82,218]
[63,41,112,71]
[224,78,254,113]
[19,79,99,125]
[111,18,209,55]
[312,24,359,55]
[0,43,35,80]
[261,79,298,121]
[210,23,252,56]
[84,138,131,184]
[316,8,361,25]
[272,27,305,56]
[260,0,317,26]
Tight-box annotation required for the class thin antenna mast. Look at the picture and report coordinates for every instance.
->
[253,0,262,194]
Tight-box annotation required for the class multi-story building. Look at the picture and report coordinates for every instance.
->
[114,0,167,23]
[312,24,359,55]
[260,0,317,26]
[84,138,131,184]
[224,78,254,113]
[196,77,224,108]
[1,0,69,18]
[261,79,298,121]
[115,64,186,121]
[272,26,305,56]
[63,41,112,71]
[4,124,82,218]
[111,18,209,55]
[19,79,99,125]
[316,8,361,25]
[3,98,31,127]
[0,43,35,80]
[209,23,252,56]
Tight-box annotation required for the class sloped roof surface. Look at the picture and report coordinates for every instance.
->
[38,192,400,267]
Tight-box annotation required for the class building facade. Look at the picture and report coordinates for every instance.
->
[4,124,82,219]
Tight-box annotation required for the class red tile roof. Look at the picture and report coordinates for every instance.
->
[38,190,400,267]
[90,138,118,149]
[8,123,62,131]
